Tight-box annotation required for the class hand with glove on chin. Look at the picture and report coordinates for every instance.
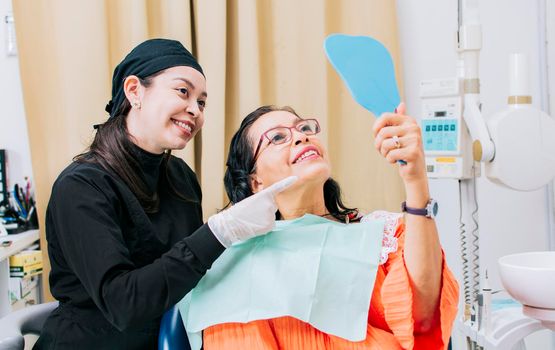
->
[208,176,298,247]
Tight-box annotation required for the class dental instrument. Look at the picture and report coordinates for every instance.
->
[482,270,492,337]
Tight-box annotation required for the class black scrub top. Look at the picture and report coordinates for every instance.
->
[34,146,225,349]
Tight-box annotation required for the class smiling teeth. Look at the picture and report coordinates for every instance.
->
[173,120,192,132]
[296,150,317,163]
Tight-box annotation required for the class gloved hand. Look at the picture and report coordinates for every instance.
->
[208,176,298,247]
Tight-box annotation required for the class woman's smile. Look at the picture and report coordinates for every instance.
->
[171,118,195,138]
[292,146,321,164]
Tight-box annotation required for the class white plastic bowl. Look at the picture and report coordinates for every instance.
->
[498,251,555,309]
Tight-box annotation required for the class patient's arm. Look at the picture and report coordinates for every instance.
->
[403,179,442,334]
[372,102,443,334]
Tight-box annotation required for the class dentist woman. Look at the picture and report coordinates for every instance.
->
[34,39,295,350]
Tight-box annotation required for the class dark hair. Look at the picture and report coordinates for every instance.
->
[224,105,357,221]
[75,72,193,213]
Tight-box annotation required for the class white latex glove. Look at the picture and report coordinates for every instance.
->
[208,176,298,247]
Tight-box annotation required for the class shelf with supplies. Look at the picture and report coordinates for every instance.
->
[0,229,39,262]
[0,147,42,318]
[0,229,42,317]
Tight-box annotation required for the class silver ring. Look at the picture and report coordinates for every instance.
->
[392,135,401,149]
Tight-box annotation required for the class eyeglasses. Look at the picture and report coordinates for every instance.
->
[250,118,321,170]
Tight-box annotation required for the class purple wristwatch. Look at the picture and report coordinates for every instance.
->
[401,198,438,219]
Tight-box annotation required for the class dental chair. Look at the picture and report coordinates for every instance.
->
[158,305,190,350]
[0,301,58,350]
[0,302,189,350]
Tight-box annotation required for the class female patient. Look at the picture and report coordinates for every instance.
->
[204,105,458,349]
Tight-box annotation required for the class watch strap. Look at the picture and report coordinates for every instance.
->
[401,201,429,217]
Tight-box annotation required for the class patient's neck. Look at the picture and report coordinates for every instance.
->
[276,184,327,220]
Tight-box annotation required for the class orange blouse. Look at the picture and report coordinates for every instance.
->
[203,214,459,350]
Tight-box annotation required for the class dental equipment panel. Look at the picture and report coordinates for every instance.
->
[420,77,474,179]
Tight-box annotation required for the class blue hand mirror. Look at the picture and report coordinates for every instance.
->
[324,34,406,164]
[324,34,400,117]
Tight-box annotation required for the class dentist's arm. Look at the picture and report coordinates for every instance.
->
[372,102,442,334]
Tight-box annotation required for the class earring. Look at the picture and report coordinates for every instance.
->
[132,100,141,109]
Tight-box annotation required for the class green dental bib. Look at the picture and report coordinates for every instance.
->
[178,214,385,349]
